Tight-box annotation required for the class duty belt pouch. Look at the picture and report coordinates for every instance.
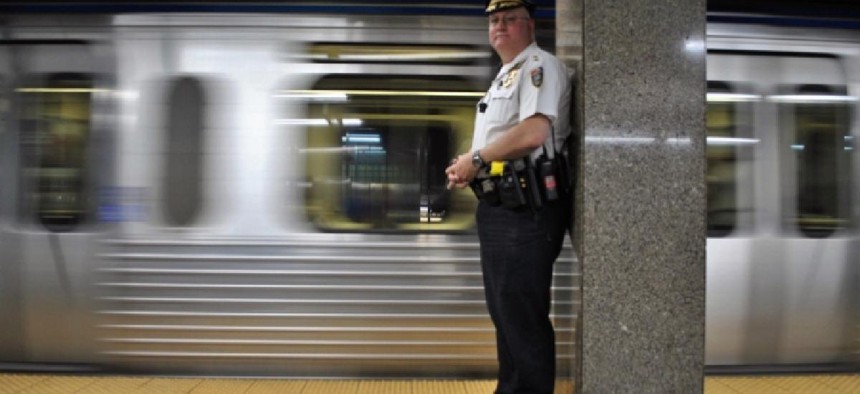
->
[521,158,543,210]
[496,159,543,209]
[497,167,526,209]
[470,167,501,206]
[470,177,501,206]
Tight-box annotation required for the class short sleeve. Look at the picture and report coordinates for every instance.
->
[518,58,565,123]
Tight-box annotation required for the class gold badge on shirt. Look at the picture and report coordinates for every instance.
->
[498,60,525,90]
[500,69,519,89]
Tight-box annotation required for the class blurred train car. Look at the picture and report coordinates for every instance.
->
[0,4,857,379]
[705,21,859,369]
[0,11,574,377]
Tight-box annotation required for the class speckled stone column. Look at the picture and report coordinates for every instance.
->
[575,0,707,392]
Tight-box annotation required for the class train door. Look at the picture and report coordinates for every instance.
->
[1,37,112,365]
[771,54,855,364]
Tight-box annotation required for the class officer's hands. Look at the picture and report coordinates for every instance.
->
[445,152,478,190]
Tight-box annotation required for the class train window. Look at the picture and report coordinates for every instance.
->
[163,76,205,227]
[287,75,482,231]
[778,84,853,237]
[706,81,755,237]
[17,74,93,231]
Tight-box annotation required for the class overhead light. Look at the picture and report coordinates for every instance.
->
[706,137,759,146]
[768,94,858,103]
[707,93,761,102]
[585,136,655,145]
[275,92,348,102]
[278,89,484,98]
[342,133,380,144]
[16,88,111,94]
[275,118,362,127]
[304,44,490,63]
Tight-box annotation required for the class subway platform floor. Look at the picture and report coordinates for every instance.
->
[0,372,858,393]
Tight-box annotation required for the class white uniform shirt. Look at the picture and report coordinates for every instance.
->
[471,42,571,161]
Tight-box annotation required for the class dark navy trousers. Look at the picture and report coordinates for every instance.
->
[476,198,569,394]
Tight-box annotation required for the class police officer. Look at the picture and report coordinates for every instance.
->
[444,0,571,393]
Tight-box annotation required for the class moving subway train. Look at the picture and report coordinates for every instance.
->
[0,7,857,378]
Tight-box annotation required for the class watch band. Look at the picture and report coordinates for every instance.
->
[472,150,486,168]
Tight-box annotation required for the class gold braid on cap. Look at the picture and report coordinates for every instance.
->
[485,0,528,14]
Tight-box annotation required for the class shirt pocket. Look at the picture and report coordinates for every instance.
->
[486,87,518,123]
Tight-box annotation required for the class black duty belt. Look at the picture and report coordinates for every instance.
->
[469,155,566,211]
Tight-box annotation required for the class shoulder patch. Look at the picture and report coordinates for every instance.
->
[530,67,543,88]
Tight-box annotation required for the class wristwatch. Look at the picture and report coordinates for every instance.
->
[471,150,486,169]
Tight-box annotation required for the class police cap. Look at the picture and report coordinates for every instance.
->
[485,0,536,14]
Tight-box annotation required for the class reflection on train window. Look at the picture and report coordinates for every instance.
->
[287,75,482,231]
[17,74,93,231]
[779,84,853,237]
[706,81,755,237]
[163,76,205,227]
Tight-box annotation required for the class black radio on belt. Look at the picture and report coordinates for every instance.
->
[535,154,558,201]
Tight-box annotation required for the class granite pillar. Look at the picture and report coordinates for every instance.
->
[574,0,707,392]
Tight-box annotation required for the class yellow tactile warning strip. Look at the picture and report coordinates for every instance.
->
[705,374,860,394]
[0,373,857,393]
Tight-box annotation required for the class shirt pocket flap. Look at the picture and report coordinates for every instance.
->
[491,86,516,100]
